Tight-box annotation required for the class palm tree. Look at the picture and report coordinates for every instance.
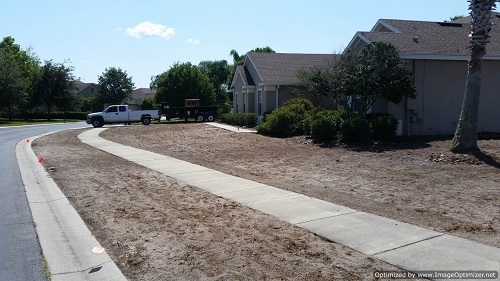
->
[451,0,496,153]
[229,49,245,66]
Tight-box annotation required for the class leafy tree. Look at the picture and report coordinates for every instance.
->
[0,36,40,119]
[198,60,231,105]
[141,96,155,110]
[96,67,134,107]
[345,42,415,114]
[229,49,245,67]
[447,15,466,21]
[297,62,340,109]
[0,51,25,119]
[78,96,97,112]
[34,60,77,119]
[452,0,496,153]
[298,42,415,115]
[229,46,275,66]
[153,62,215,107]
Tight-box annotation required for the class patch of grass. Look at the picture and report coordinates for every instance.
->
[0,119,81,127]
[42,256,51,281]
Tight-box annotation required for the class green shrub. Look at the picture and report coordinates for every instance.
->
[219,112,257,127]
[310,110,339,141]
[336,111,370,142]
[239,113,257,127]
[282,98,315,111]
[256,98,314,137]
[219,113,231,123]
[366,113,398,140]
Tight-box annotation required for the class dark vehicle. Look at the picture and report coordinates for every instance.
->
[159,99,217,122]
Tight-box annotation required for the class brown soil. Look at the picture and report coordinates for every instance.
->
[100,123,500,249]
[32,128,406,281]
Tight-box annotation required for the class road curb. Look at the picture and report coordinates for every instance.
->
[15,130,127,281]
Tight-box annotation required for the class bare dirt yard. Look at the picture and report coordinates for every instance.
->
[32,123,499,280]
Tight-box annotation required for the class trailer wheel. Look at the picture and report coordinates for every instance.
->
[207,115,214,122]
[92,118,103,128]
[196,115,204,122]
[142,117,151,125]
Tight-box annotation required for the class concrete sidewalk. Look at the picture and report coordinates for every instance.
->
[79,128,500,280]
[16,131,126,281]
[79,129,500,280]
[206,122,257,133]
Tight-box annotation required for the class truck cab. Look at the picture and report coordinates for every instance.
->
[86,105,159,127]
[102,105,129,123]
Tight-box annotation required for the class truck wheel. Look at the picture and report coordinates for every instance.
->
[92,118,103,128]
[207,115,214,122]
[196,115,204,122]
[142,118,151,125]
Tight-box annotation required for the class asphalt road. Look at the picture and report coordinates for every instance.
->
[0,122,88,281]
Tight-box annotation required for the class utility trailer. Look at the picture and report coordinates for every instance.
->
[159,99,217,122]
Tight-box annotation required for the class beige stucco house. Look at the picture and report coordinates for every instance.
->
[346,14,500,135]
[228,52,337,119]
[128,88,156,110]
[229,15,500,135]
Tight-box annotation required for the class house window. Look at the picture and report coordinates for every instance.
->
[243,92,246,113]
[258,90,262,116]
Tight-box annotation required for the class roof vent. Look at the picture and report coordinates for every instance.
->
[413,36,419,43]
[438,22,463,27]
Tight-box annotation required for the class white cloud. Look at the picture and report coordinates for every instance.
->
[186,38,200,45]
[126,21,175,39]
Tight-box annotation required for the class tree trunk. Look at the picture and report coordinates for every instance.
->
[451,0,496,153]
[451,46,483,153]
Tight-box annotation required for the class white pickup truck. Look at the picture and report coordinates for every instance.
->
[86,105,160,128]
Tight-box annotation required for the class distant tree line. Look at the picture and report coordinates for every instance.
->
[0,34,276,119]
[0,36,137,119]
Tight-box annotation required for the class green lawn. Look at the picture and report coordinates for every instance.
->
[0,118,83,127]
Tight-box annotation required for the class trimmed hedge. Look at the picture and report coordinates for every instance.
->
[219,112,257,128]
[4,112,88,120]
[308,110,396,142]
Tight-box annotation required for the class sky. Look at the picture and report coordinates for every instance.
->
[1,0,469,88]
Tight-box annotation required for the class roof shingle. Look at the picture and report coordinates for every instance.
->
[360,13,500,58]
[247,52,339,84]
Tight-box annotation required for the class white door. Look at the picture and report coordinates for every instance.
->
[104,106,128,122]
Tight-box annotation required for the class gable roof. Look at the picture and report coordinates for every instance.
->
[236,65,255,86]
[75,81,95,93]
[127,88,156,105]
[132,88,156,100]
[74,81,97,97]
[346,13,500,60]
[246,52,339,85]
